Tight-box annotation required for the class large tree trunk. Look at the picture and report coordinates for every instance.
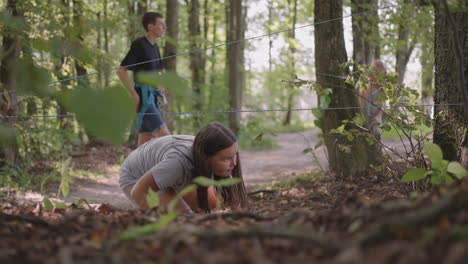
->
[314,0,382,177]
[351,0,380,72]
[188,0,204,129]
[432,0,468,167]
[226,0,244,135]
[283,0,298,126]
[0,0,22,164]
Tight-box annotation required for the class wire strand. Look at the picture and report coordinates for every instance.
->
[0,103,461,120]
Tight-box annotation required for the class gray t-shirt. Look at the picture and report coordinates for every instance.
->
[119,135,195,193]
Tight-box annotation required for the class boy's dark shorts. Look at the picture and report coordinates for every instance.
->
[135,85,165,134]
[138,103,165,133]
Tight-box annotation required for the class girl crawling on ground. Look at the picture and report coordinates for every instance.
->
[119,121,248,213]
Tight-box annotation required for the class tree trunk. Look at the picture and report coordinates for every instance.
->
[188,0,204,129]
[268,0,273,73]
[226,0,244,135]
[72,0,88,87]
[127,0,147,42]
[395,0,415,85]
[163,0,179,130]
[0,0,22,164]
[432,0,468,167]
[314,0,382,177]
[420,31,434,116]
[351,0,380,76]
[103,0,110,87]
[283,0,298,126]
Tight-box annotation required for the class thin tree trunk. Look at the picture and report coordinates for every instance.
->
[163,0,179,131]
[187,0,204,129]
[103,0,109,87]
[432,0,468,167]
[283,0,297,126]
[226,0,244,135]
[268,0,273,73]
[0,0,22,164]
[351,0,379,77]
[314,0,382,177]
[72,0,88,87]
[420,32,434,116]
[209,0,219,86]
[97,11,102,86]
[395,0,415,85]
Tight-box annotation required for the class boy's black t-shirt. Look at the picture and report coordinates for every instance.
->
[120,37,163,82]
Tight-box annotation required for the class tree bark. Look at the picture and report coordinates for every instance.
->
[420,31,434,116]
[226,0,244,135]
[432,0,468,167]
[395,0,416,85]
[72,0,88,87]
[103,0,110,87]
[283,0,298,126]
[314,0,382,177]
[351,0,380,72]
[0,0,22,164]
[187,0,204,129]
[163,0,179,130]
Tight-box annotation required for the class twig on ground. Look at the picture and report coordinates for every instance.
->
[196,211,275,223]
[248,190,276,196]
[0,212,51,227]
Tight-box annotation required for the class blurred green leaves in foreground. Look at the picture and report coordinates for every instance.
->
[58,84,134,144]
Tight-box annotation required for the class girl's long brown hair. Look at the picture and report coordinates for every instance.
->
[192,122,248,212]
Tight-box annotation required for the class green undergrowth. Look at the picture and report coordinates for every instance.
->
[263,122,315,134]
[261,171,322,190]
[381,123,432,140]
[239,122,315,151]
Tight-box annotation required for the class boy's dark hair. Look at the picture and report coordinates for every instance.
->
[142,12,163,32]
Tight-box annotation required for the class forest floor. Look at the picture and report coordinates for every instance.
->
[2,129,468,263]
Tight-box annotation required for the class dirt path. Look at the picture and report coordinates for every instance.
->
[21,129,325,209]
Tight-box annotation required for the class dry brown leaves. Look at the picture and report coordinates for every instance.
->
[2,174,468,264]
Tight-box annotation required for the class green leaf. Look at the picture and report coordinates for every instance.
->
[193,176,241,187]
[401,168,428,182]
[17,58,53,97]
[216,178,242,187]
[168,184,197,212]
[447,162,468,179]
[0,125,17,147]
[193,176,217,187]
[424,143,443,168]
[119,212,178,241]
[146,189,159,208]
[43,196,54,212]
[336,124,345,134]
[54,201,67,209]
[0,10,26,32]
[58,158,72,198]
[431,172,443,185]
[353,114,366,126]
[136,72,191,104]
[302,148,313,154]
[60,85,134,144]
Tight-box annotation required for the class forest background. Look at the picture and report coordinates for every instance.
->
[0,0,466,191]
